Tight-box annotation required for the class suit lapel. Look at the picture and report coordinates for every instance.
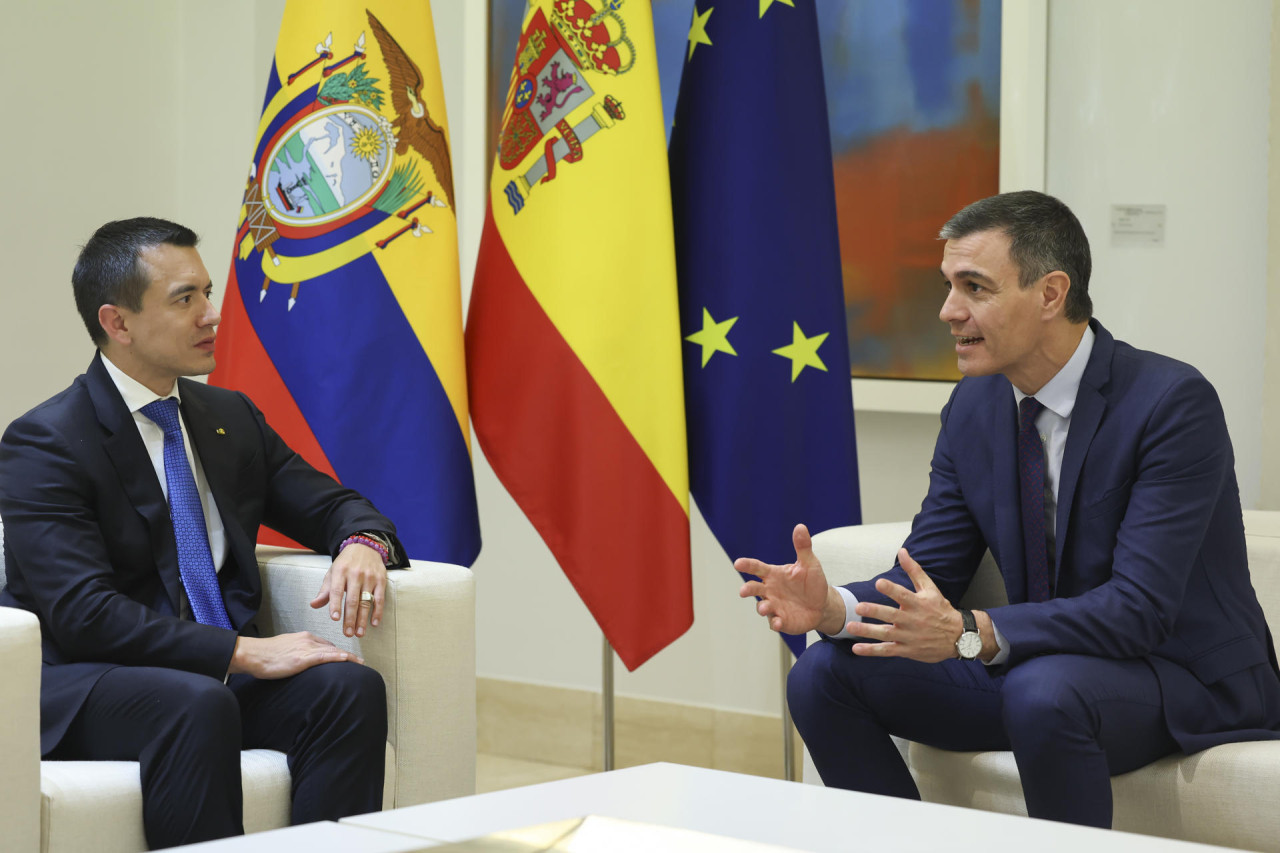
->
[1054,320,1113,577]
[989,382,1027,604]
[86,354,184,612]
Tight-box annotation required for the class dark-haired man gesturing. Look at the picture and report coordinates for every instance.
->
[0,218,406,848]
[740,191,1280,828]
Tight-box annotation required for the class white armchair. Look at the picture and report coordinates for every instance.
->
[802,511,1280,851]
[0,529,476,853]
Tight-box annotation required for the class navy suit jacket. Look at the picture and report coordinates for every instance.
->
[0,354,405,754]
[844,320,1280,753]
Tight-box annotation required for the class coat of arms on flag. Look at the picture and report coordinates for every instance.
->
[494,2,638,215]
[235,9,454,305]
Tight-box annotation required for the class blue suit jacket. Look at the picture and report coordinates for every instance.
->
[845,320,1280,752]
[0,354,405,754]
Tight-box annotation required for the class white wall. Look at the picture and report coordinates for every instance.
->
[1265,0,1280,512]
[0,0,1274,718]
[0,0,283,429]
[1044,0,1272,510]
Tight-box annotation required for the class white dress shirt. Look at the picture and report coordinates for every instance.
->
[102,356,228,573]
[831,326,1097,664]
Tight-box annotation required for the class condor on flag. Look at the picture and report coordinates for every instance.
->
[670,0,861,656]
[467,0,692,670]
[210,1,480,565]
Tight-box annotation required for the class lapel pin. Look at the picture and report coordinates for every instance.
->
[216,428,226,435]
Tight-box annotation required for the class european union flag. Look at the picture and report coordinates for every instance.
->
[670,0,861,655]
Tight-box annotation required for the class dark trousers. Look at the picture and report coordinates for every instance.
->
[48,661,388,850]
[788,641,1178,828]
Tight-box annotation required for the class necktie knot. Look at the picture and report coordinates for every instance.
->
[141,398,182,437]
[1019,396,1045,431]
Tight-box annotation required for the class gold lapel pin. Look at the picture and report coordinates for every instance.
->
[216,428,226,435]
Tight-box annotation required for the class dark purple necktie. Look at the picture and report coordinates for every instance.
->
[1018,396,1051,602]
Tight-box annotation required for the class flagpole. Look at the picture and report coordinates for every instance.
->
[603,635,615,771]
[781,637,796,781]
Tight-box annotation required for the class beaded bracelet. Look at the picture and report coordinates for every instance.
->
[340,533,390,566]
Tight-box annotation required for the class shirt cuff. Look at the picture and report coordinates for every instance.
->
[984,615,1011,666]
[824,586,861,639]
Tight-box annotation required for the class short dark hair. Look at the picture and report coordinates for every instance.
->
[939,191,1093,323]
[72,217,200,346]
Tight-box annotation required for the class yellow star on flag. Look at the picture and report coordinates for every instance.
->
[759,0,795,17]
[772,322,830,382]
[687,5,714,61]
[685,307,738,367]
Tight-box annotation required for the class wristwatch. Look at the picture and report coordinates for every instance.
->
[955,609,982,660]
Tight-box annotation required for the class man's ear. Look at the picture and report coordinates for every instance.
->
[97,304,131,347]
[1040,271,1071,318]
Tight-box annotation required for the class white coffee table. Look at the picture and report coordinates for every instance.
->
[341,762,1232,852]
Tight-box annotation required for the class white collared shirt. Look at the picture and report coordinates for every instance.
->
[831,326,1097,664]
[101,356,228,573]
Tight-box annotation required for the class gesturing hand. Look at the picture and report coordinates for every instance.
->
[736,524,846,636]
[310,543,387,638]
[846,548,963,663]
[228,632,363,679]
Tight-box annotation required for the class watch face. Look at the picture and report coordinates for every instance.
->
[957,632,983,659]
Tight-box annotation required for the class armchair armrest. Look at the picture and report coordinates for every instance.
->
[810,522,1007,611]
[0,605,42,853]
[810,522,913,587]
[254,547,476,807]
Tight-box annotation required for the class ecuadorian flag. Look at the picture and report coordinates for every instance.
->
[467,0,692,670]
[670,0,861,656]
[211,0,480,565]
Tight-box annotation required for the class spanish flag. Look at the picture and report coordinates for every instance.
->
[211,1,480,565]
[467,1,691,669]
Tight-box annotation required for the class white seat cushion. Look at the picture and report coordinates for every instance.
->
[40,744,395,853]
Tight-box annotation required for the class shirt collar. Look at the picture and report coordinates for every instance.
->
[1012,325,1095,419]
[101,354,181,414]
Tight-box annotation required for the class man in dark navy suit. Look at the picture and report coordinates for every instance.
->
[740,191,1280,827]
[0,218,407,848]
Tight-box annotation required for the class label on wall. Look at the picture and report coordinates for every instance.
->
[1111,204,1166,247]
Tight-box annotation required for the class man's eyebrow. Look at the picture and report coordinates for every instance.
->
[167,281,213,298]
[941,267,996,285]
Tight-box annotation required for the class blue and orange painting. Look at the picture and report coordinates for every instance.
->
[487,0,1001,381]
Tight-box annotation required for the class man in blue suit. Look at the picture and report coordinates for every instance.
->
[0,218,407,848]
[739,191,1280,828]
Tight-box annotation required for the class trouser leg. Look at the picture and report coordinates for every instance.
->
[787,640,1008,799]
[50,667,243,849]
[232,661,388,824]
[1000,654,1176,828]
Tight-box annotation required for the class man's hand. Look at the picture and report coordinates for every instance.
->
[736,524,847,636]
[228,632,363,679]
[309,543,387,638]
[846,548,964,663]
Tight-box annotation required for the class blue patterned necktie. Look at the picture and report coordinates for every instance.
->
[140,398,233,629]
[1018,396,1051,603]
